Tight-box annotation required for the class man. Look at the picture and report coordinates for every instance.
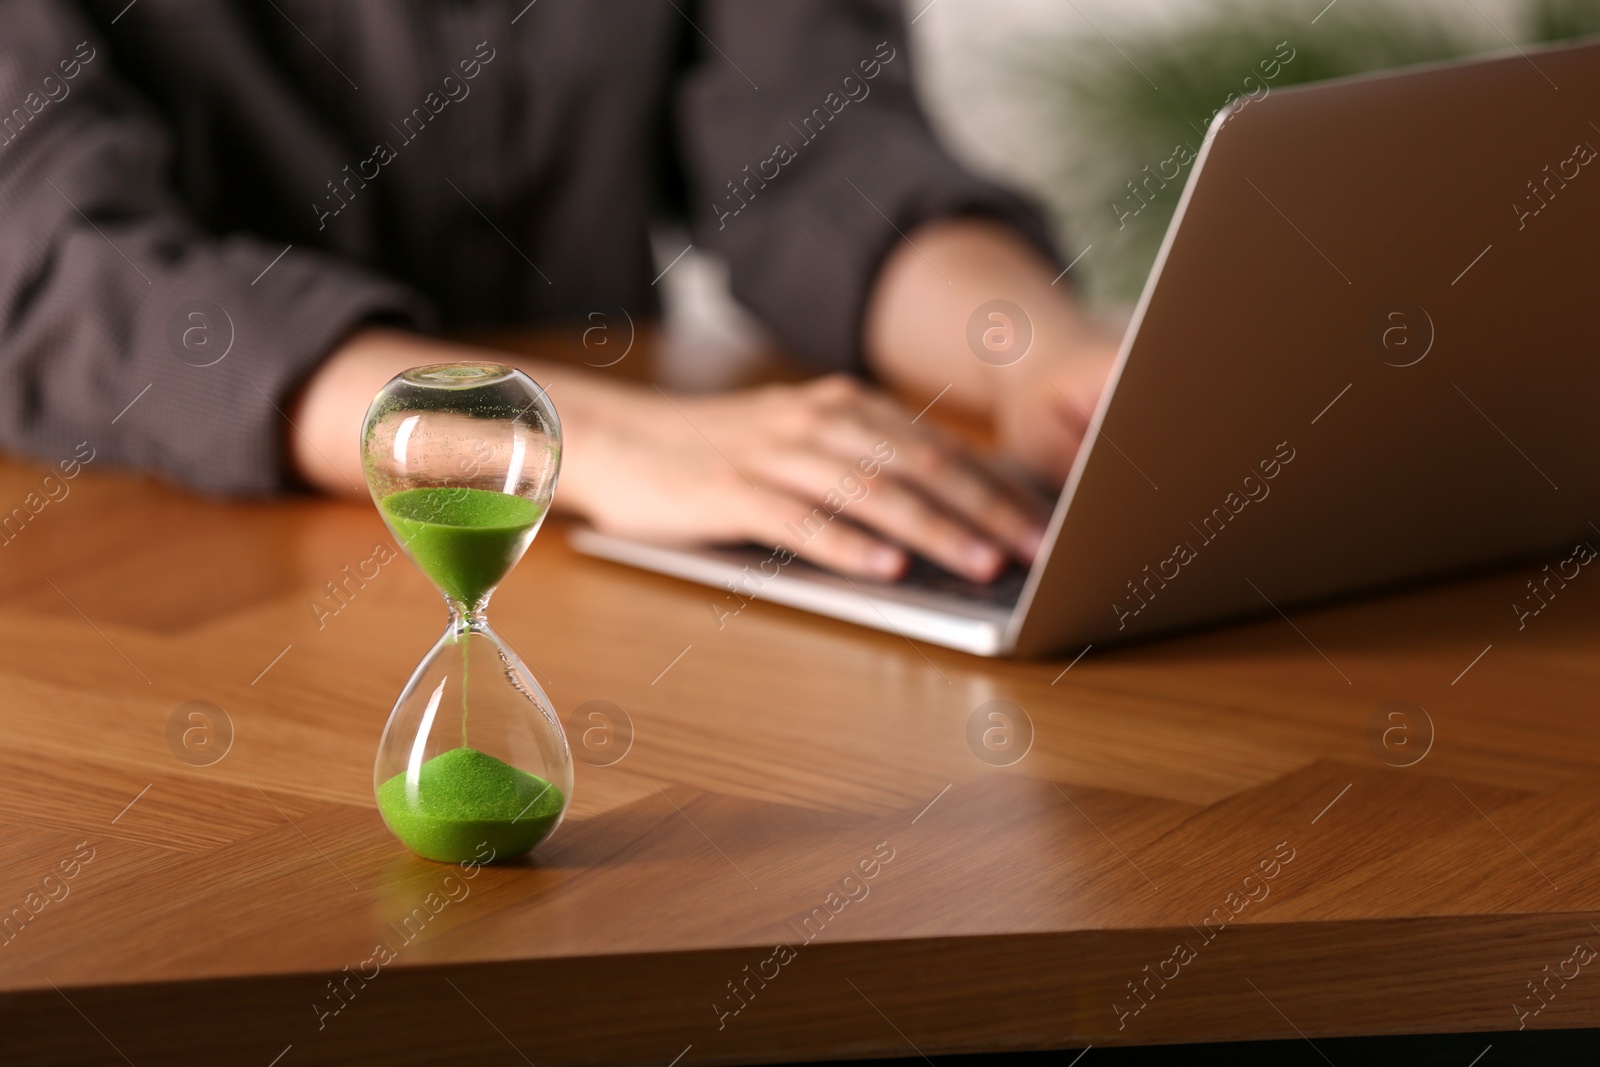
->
[0,0,1116,583]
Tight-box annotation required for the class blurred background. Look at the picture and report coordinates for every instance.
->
[658,0,1600,382]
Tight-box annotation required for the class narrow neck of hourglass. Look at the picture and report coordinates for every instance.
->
[446,602,490,632]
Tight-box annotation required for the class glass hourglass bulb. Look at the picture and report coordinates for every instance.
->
[361,362,571,863]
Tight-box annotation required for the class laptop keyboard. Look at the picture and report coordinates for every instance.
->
[901,555,1030,607]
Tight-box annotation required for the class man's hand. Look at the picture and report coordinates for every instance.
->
[992,332,1120,489]
[863,217,1122,490]
[559,373,1047,581]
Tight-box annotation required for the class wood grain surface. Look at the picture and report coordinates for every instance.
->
[2,332,1598,1065]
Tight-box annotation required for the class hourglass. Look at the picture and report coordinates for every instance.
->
[362,362,571,863]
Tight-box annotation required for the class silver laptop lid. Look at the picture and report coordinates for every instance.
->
[1010,37,1600,657]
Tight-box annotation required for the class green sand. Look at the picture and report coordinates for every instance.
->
[380,487,541,607]
[376,747,564,863]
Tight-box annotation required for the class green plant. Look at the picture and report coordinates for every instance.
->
[1530,0,1600,40]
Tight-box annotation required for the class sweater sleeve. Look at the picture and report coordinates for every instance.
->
[0,0,431,496]
[675,0,1063,373]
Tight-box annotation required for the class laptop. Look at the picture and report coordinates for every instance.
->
[572,36,1600,658]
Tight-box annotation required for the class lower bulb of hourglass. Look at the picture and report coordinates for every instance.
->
[373,615,572,863]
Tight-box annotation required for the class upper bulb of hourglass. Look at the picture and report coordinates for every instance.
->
[362,362,560,614]
[362,362,571,864]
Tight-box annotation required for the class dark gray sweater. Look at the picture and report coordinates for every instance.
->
[0,0,1055,494]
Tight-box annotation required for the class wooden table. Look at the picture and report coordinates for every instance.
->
[4,332,1600,1065]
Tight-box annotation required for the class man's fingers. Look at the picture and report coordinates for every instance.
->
[743,492,906,580]
[1010,405,1084,489]
[966,451,1056,518]
[745,450,1006,581]
[811,408,1046,563]
[884,436,1047,562]
[848,476,1008,580]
